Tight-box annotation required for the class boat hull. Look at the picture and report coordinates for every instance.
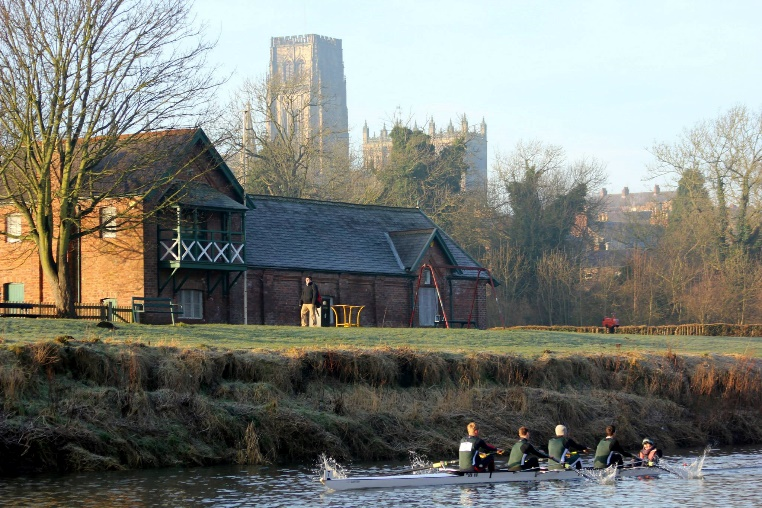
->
[321,466,661,491]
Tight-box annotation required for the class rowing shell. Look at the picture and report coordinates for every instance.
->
[321,466,661,491]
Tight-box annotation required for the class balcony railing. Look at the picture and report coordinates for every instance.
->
[158,229,245,266]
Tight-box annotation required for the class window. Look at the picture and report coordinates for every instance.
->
[6,214,21,243]
[178,290,203,319]
[423,268,432,285]
[100,206,117,238]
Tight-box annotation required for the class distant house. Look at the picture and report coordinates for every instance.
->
[244,196,492,328]
[578,185,675,281]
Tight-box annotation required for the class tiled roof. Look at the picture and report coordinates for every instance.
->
[245,195,484,276]
[162,181,248,211]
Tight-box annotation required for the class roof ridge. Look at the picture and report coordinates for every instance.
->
[248,194,421,212]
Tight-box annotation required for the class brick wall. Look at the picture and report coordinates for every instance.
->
[246,266,488,329]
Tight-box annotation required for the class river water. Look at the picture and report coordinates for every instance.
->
[1,445,760,507]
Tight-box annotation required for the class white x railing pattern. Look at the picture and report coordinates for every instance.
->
[160,239,244,264]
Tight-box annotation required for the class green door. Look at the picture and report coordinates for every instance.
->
[3,283,24,302]
[3,283,25,314]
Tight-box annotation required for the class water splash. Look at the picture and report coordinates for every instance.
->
[661,444,709,479]
[315,453,348,481]
[408,451,429,468]
[598,466,619,484]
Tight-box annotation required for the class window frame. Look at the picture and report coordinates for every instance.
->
[178,289,203,320]
[6,214,22,243]
[100,206,117,238]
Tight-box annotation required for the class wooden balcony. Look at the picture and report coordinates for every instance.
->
[158,229,246,271]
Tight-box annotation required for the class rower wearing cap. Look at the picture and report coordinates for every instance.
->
[547,424,591,470]
[637,437,663,466]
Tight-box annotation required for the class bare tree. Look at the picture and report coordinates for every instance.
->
[650,105,762,253]
[221,72,351,199]
[0,0,219,316]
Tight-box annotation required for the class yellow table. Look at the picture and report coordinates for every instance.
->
[331,304,365,327]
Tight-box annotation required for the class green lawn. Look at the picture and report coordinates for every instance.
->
[0,318,759,358]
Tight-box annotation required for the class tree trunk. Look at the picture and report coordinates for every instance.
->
[54,260,77,318]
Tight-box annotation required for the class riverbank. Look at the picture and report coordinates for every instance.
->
[1,323,761,476]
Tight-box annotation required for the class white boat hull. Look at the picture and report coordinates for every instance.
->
[321,466,661,491]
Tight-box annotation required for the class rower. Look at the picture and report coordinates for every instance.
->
[547,424,591,470]
[459,422,504,472]
[507,427,551,471]
[594,424,635,468]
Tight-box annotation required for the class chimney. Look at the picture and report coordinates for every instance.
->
[622,187,629,197]
[654,184,660,195]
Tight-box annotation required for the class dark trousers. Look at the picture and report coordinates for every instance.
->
[475,454,495,472]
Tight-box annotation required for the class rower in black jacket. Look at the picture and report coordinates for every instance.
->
[507,427,550,471]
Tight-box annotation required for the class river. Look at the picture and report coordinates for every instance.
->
[1,445,760,507]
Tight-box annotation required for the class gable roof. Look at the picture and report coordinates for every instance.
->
[387,228,458,270]
[245,195,484,277]
[89,128,246,204]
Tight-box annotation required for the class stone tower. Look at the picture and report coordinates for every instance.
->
[269,34,349,158]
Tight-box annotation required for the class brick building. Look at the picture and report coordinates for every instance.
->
[1,129,248,323]
[2,129,491,328]
[244,196,491,328]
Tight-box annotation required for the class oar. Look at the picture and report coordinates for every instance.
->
[432,459,458,468]
[649,462,681,477]
[400,459,457,474]
[566,464,596,480]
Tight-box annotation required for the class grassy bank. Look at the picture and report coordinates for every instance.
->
[0,319,761,476]
[1,318,760,356]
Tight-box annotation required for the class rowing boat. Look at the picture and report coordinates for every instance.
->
[321,465,661,491]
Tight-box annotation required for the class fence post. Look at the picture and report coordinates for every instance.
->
[107,301,114,322]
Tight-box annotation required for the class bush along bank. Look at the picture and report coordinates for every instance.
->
[1,337,761,476]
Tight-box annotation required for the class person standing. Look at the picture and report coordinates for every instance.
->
[459,422,503,472]
[594,425,635,468]
[300,276,318,327]
[547,424,590,470]
[507,427,550,471]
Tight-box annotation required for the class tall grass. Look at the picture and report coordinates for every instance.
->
[1,332,761,475]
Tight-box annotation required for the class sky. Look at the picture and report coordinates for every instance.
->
[192,0,762,194]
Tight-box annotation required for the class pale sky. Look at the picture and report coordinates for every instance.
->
[192,0,762,194]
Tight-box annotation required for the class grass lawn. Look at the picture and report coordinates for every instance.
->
[0,318,759,358]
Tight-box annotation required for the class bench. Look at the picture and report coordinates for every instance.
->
[131,297,182,325]
[0,302,40,318]
[434,318,475,328]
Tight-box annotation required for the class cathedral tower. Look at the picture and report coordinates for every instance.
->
[269,34,349,158]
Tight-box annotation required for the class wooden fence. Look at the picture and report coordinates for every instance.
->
[0,301,134,323]
[505,323,762,337]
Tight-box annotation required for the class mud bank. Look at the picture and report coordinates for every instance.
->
[1,338,760,475]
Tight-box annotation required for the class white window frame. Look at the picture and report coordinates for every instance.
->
[100,206,117,238]
[6,214,21,243]
[178,290,203,319]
